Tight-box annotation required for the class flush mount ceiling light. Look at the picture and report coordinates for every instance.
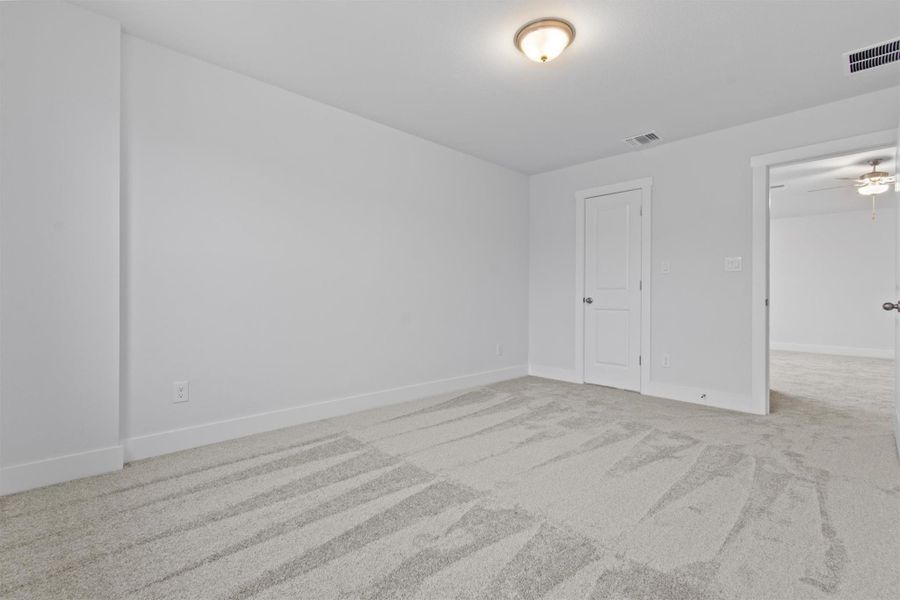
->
[514,18,575,63]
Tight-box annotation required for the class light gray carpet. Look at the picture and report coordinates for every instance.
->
[770,349,895,414]
[2,355,898,599]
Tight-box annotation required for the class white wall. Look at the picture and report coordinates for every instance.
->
[121,37,529,459]
[770,209,896,358]
[0,2,122,494]
[529,87,900,413]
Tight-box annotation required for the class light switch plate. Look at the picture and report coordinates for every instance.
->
[661,260,671,274]
[724,257,742,272]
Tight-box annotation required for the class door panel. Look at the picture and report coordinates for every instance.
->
[584,188,642,390]
[591,204,630,290]
[592,309,629,366]
[894,139,899,458]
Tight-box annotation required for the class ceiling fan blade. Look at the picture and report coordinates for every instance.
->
[807,184,854,192]
[835,177,864,181]
[769,184,785,190]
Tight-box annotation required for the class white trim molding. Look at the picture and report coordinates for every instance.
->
[124,365,527,462]
[771,342,894,360]
[0,445,124,496]
[642,382,764,416]
[528,364,581,383]
[750,130,899,169]
[750,129,898,417]
[574,177,653,388]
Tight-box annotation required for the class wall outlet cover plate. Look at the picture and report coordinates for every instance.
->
[174,380,190,403]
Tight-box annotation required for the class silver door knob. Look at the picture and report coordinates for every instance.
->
[584,297,593,304]
[883,302,900,312]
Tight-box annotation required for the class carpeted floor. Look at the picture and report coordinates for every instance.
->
[1,352,898,599]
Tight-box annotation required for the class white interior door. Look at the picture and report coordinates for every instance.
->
[894,145,900,458]
[583,189,642,391]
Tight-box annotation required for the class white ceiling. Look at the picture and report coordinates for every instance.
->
[79,0,900,173]
[770,147,898,219]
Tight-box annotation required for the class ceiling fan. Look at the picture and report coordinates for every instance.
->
[807,159,897,219]
[807,159,897,193]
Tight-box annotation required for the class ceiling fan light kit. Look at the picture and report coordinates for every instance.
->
[803,158,897,220]
[857,182,890,196]
[852,159,896,219]
[854,160,894,196]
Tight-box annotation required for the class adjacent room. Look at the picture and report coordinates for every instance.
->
[769,149,898,415]
[1,1,899,599]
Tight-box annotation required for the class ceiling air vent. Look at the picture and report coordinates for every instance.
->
[845,38,900,74]
[624,131,660,148]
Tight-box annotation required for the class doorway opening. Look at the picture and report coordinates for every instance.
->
[750,129,899,418]
[768,146,897,415]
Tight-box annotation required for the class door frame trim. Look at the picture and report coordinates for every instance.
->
[749,128,898,416]
[574,177,653,389]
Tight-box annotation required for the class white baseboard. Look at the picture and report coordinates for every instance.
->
[0,445,123,496]
[771,342,894,360]
[641,381,765,415]
[528,364,581,383]
[124,365,528,462]
[528,363,764,415]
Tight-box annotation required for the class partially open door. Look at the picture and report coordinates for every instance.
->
[894,138,900,458]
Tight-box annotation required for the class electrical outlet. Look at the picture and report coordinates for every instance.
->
[662,354,671,368]
[661,260,671,274]
[496,343,503,356]
[173,380,189,404]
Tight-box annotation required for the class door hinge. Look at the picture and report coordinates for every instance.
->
[765,298,769,307]
[639,279,642,290]
[638,355,642,366]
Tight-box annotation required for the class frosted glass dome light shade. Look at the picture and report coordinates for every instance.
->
[858,182,890,196]
[515,18,575,63]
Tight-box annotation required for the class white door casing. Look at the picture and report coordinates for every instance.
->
[583,188,642,391]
